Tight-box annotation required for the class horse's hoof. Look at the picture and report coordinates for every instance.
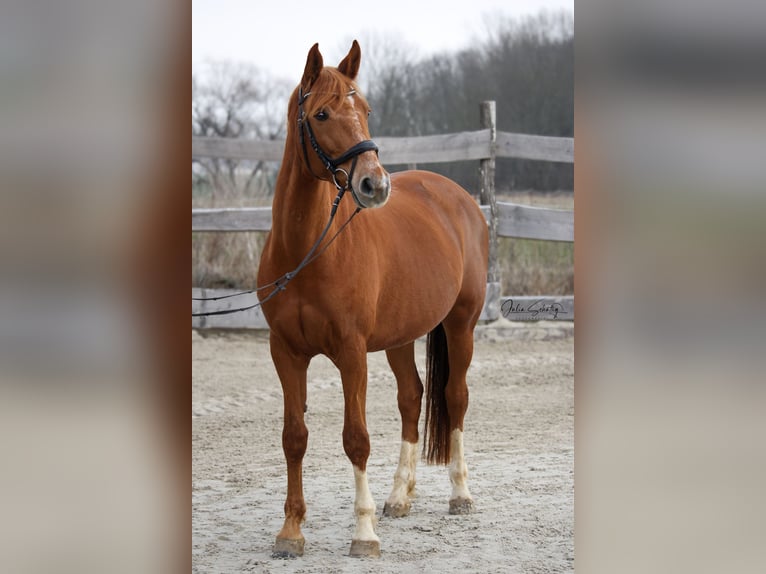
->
[383,500,411,518]
[449,497,474,515]
[272,536,305,558]
[349,539,381,558]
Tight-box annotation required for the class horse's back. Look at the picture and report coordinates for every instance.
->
[389,170,484,218]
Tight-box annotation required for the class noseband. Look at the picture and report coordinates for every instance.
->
[297,87,379,201]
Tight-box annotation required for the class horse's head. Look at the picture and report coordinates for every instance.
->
[292,40,391,209]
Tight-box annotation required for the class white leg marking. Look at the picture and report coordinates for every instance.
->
[384,441,418,513]
[449,429,472,502]
[352,466,379,542]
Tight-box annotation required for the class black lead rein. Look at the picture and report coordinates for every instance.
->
[192,88,377,318]
[192,187,359,317]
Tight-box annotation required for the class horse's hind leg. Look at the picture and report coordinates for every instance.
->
[442,307,480,515]
[383,342,423,518]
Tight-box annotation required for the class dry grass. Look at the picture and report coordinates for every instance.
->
[192,176,271,289]
[192,232,266,288]
[499,237,573,295]
[496,191,574,295]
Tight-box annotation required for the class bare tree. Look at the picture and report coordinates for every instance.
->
[342,31,421,137]
[355,11,574,191]
[192,61,291,204]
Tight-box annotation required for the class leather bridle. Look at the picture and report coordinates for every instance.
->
[297,86,379,207]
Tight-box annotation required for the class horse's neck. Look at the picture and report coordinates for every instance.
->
[270,157,334,260]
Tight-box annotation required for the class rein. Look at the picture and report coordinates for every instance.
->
[192,88,378,318]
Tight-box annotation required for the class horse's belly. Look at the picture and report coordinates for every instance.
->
[365,284,460,351]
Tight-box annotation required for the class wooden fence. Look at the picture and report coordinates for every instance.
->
[193,101,573,329]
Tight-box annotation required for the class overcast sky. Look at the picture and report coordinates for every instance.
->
[193,0,573,81]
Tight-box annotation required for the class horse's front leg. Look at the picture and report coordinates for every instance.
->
[334,344,380,558]
[270,335,310,558]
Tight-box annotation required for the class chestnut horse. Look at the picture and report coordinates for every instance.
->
[257,40,488,558]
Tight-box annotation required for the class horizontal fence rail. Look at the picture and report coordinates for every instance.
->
[193,101,573,328]
[192,289,573,330]
[496,132,573,163]
[192,288,269,330]
[193,137,284,162]
[192,207,272,232]
[377,130,491,164]
[480,204,573,242]
[192,130,574,165]
[193,203,573,242]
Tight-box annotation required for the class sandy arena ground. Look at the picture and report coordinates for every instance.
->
[193,320,573,573]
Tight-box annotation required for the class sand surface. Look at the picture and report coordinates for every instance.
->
[193,322,573,573]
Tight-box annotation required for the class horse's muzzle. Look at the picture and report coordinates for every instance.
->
[352,171,391,209]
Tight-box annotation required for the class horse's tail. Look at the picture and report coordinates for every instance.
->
[423,322,451,465]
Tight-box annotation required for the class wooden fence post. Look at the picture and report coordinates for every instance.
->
[479,101,500,321]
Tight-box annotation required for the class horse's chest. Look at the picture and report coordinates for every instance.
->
[269,289,373,355]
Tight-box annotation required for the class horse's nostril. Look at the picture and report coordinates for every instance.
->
[360,177,375,197]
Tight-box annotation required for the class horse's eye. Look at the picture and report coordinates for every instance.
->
[314,110,329,121]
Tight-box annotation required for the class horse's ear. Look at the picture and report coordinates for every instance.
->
[301,43,323,91]
[337,40,361,80]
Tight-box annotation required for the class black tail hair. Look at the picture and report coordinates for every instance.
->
[423,322,451,465]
